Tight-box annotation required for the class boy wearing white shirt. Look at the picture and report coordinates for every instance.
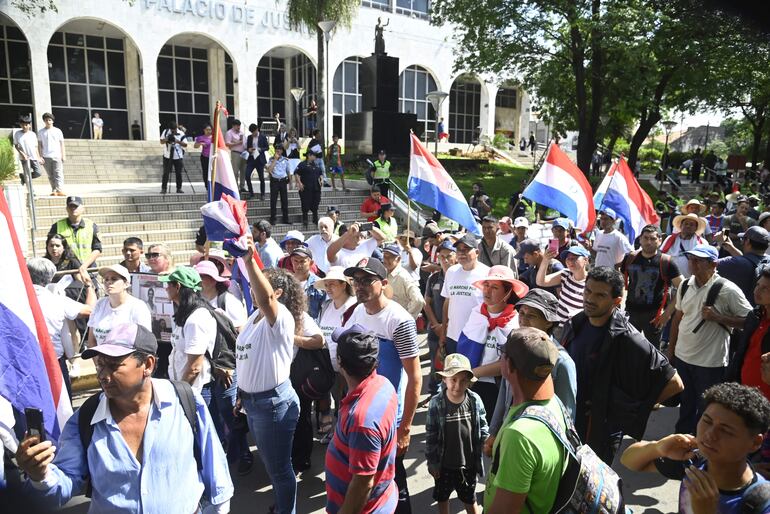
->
[37,112,66,196]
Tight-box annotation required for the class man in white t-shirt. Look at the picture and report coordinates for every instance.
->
[13,115,42,185]
[305,216,337,274]
[37,112,66,196]
[592,208,633,268]
[326,221,385,269]
[343,257,422,513]
[92,112,104,140]
[440,233,490,354]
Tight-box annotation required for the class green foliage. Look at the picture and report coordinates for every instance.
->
[722,117,754,156]
[638,148,662,163]
[492,132,510,150]
[0,138,18,186]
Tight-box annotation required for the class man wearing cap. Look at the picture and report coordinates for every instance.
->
[511,216,529,249]
[661,212,707,279]
[550,218,577,265]
[537,245,590,327]
[373,149,392,197]
[479,215,517,272]
[591,208,633,268]
[718,226,770,305]
[360,187,390,222]
[620,225,683,348]
[38,112,66,196]
[484,327,567,514]
[497,216,515,245]
[516,239,564,296]
[669,243,752,434]
[440,234,490,354]
[723,196,758,247]
[277,230,318,275]
[16,323,234,512]
[326,206,346,236]
[290,246,327,319]
[419,223,445,275]
[48,196,102,283]
[343,258,422,513]
[294,151,323,228]
[374,203,399,244]
[325,324,399,514]
[327,222,386,269]
[13,115,42,185]
[382,244,425,319]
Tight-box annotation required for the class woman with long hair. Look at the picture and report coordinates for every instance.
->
[236,238,305,514]
[87,264,151,347]
[45,233,80,275]
[456,265,528,422]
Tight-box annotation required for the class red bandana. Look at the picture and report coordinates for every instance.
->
[481,303,516,330]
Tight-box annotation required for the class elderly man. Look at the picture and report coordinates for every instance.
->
[382,244,425,319]
[661,213,707,278]
[16,323,233,512]
[669,244,753,434]
[27,258,93,398]
[478,216,517,272]
[48,196,102,282]
[325,324,399,514]
[305,217,337,274]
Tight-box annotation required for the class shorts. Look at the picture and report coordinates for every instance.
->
[330,165,344,175]
[433,467,477,505]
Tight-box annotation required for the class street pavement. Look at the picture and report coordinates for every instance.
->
[62,335,681,513]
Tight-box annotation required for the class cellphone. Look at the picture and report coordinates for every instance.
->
[359,222,374,232]
[548,238,560,254]
[25,407,45,442]
[723,228,730,237]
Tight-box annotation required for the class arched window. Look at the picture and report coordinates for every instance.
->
[399,65,437,141]
[449,75,481,144]
[332,57,362,138]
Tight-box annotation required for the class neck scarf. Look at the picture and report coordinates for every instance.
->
[481,303,516,330]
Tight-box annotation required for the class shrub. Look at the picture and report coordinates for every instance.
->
[0,138,18,186]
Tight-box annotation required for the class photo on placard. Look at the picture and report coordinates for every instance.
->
[131,273,173,344]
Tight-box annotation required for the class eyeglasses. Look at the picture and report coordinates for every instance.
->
[352,276,379,287]
[146,253,162,259]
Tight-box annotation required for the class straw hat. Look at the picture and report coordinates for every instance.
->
[683,199,706,215]
[672,213,707,235]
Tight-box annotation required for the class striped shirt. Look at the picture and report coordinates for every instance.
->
[325,372,398,514]
[556,270,585,323]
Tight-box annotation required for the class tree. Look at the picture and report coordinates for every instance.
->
[286,0,358,143]
[10,0,58,16]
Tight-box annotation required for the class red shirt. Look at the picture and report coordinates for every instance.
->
[741,317,770,400]
[360,196,390,222]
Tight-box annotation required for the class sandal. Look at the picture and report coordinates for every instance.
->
[317,413,334,435]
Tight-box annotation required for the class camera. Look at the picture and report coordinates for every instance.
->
[166,133,177,145]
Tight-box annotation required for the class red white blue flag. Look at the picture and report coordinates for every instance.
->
[208,108,240,202]
[0,187,72,441]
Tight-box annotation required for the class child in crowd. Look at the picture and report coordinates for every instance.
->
[621,382,770,514]
[426,353,489,514]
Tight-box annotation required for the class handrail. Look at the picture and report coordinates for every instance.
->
[387,177,425,232]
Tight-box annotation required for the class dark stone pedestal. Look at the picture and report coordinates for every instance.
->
[345,111,419,156]
[360,54,399,112]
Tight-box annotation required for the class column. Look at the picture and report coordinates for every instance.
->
[125,40,143,139]
[480,82,497,143]
[140,52,160,140]
[235,54,257,125]
[27,40,52,126]
[284,57,295,130]
[208,48,226,116]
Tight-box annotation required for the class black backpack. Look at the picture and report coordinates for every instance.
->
[207,294,238,374]
[78,380,200,498]
[680,277,727,333]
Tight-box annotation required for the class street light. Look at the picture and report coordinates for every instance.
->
[426,90,449,154]
[661,119,676,192]
[318,20,337,143]
[290,87,305,136]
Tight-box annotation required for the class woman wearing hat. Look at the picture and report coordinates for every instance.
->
[196,260,247,332]
[536,245,590,326]
[159,267,217,395]
[87,264,151,348]
[456,265,528,422]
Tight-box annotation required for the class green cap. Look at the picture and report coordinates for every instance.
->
[157,266,202,291]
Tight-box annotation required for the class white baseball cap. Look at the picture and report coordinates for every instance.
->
[513,217,530,228]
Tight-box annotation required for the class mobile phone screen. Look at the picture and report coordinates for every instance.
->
[25,408,45,442]
[548,239,559,254]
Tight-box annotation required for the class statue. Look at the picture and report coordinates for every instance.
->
[374,17,389,55]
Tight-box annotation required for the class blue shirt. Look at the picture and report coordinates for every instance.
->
[717,253,762,306]
[29,379,233,512]
[269,156,291,179]
[257,238,284,269]
[305,273,327,320]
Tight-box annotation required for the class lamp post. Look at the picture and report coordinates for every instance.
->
[661,119,676,192]
[426,90,449,154]
[318,20,337,143]
[290,87,305,136]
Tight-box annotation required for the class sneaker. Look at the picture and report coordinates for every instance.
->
[176,189,184,194]
[323,181,332,188]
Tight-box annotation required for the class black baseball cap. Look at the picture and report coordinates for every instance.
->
[515,239,541,259]
[344,257,388,281]
[454,233,478,250]
[66,196,83,207]
[290,247,313,259]
[332,323,379,363]
[326,205,340,214]
[82,323,158,359]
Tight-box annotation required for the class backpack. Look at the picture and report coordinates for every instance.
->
[207,295,238,375]
[507,400,626,514]
[78,380,201,498]
[622,250,672,321]
[680,277,727,333]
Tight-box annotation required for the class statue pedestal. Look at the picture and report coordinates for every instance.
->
[360,54,399,112]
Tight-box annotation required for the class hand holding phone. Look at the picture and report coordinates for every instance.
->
[548,238,560,254]
[360,222,374,232]
[25,407,45,442]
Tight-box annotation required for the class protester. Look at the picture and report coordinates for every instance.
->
[290,246,326,319]
[325,324,399,514]
[382,244,425,319]
[396,230,423,283]
[146,243,174,274]
[252,220,284,269]
[592,208,633,268]
[516,239,564,296]
[44,233,91,295]
[16,323,234,512]
[225,119,247,193]
[511,217,529,249]
[159,120,186,194]
[425,353,489,514]
[13,114,41,184]
[478,216,517,271]
[705,200,726,234]
[294,151,323,228]
[723,195,758,246]
[119,237,151,273]
[360,187,390,222]
[621,225,683,348]
[374,203,399,244]
[469,182,492,219]
[550,218,576,264]
[87,264,151,347]
[236,239,303,514]
[718,225,770,305]
[266,145,292,225]
[305,217,337,275]
[483,327,566,513]
[669,244,753,434]
[194,124,213,189]
[278,231,318,275]
[38,112,66,196]
[563,266,683,464]
[343,257,422,514]
[196,261,247,331]
[661,212,707,278]
[440,234,490,356]
[497,217,514,244]
[48,196,102,280]
[326,222,385,269]
[537,245,589,326]
[621,383,770,512]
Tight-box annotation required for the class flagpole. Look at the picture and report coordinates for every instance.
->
[210,101,222,203]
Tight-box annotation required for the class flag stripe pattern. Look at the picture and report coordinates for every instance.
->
[407,134,481,236]
[523,144,596,232]
[209,123,239,202]
[0,187,72,440]
[595,157,660,241]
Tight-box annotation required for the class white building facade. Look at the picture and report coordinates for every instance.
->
[0,0,528,146]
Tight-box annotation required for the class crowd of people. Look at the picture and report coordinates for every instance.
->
[10,135,770,514]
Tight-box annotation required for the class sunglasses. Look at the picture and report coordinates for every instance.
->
[146,253,162,259]
[352,276,380,286]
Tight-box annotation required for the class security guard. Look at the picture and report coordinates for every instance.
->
[48,195,102,285]
[373,149,392,197]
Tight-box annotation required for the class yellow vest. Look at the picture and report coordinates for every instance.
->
[373,160,391,180]
[375,216,398,243]
[55,218,95,263]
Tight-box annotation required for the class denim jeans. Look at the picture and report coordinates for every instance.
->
[241,380,300,514]
[675,359,725,434]
[201,374,251,463]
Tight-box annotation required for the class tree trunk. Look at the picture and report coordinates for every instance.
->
[628,113,661,169]
[750,115,765,170]
[316,27,325,143]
